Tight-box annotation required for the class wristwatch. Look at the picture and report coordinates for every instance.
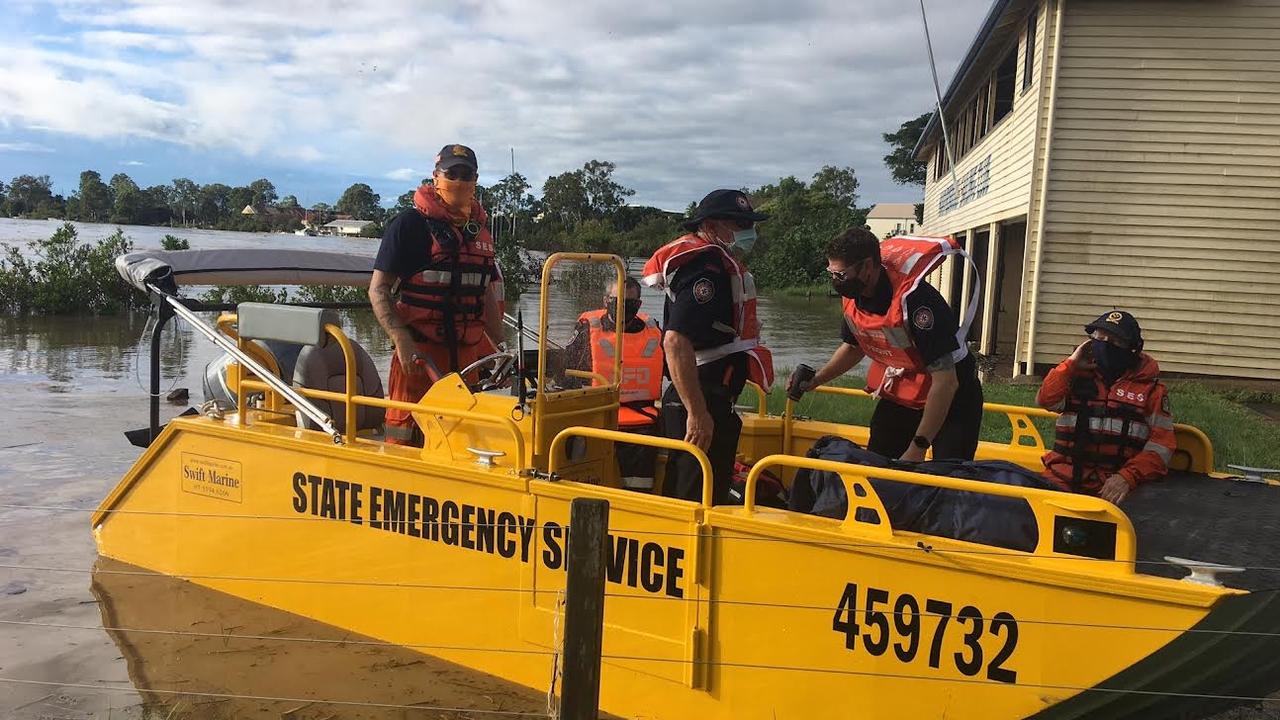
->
[912,435,932,450]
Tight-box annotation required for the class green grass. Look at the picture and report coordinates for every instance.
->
[771,282,833,298]
[741,374,1280,471]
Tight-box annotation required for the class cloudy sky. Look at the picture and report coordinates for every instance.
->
[0,0,990,211]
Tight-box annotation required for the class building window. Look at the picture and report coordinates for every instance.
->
[1023,10,1037,91]
[992,48,1016,124]
[930,40,1021,185]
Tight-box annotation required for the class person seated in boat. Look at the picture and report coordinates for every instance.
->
[1037,310,1174,504]
[368,144,506,446]
[792,227,984,462]
[564,276,665,491]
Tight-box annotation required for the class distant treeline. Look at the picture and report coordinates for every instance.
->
[0,172,386,234]
[0,113,932,296]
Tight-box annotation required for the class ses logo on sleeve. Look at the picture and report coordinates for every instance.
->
[692,278,716,304]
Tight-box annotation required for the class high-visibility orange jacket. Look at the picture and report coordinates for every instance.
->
[842,235,972,409]
[578,309,663,428]
[1037,353,1175,494]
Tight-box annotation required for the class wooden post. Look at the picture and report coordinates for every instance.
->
[561,498,610,720]
[980,221,1001,356]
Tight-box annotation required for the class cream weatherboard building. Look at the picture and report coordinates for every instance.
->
[915,0,1280,380]
[866,203,921,239]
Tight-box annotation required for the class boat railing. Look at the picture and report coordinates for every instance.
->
[222,314,526,467]
[743,381,1214,473]
[741,454,1139,569]
[534,252,628,446]
[549,427,714,507]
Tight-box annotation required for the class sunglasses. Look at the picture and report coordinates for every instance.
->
[828,257,871,281]
[442,166,477,181]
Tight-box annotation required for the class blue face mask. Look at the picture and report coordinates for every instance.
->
[732,227,758,254]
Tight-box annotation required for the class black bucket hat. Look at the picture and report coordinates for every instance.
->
[1085,309,1143,346]
[681,189,769,230]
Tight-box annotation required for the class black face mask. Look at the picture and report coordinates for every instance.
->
[831,260,869,300]
[1092,338,1137,384]
[605,297,642,323]
[832,276,864,300]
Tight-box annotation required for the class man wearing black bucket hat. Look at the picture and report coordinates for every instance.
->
[641,189,775,504]
[1037,310,1175,503]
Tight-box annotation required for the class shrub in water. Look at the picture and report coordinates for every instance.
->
[0,223,147,315]
[199,285,289,304]
[161,234,191,250]
[295,284,367,304]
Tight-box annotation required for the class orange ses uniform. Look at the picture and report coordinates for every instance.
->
[578,309,664,428]
[843,236,973,409]
[385,185,503,445]
[642,234,774,391]
[1037,352,1176,494]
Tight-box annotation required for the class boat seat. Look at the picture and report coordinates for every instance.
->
[293,337,385,433]
[236,303,385,433]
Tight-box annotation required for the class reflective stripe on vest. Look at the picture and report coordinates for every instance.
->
[412,270,488,287]
[1051,377,1163,480]
[396,217,497,353]
[1056,412,1151,441]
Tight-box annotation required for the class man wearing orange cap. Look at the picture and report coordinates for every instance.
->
[369,144,505,445]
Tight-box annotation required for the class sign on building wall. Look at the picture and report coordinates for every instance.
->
[938,154,992,217]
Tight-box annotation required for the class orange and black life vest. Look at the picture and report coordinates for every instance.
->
[641,233,774,391]
[842,235,976,410]
[1043,353,1175,492]
[579,308,664,428]
[396,185,501,370]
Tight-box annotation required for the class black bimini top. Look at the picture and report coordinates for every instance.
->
[115,249,374,293]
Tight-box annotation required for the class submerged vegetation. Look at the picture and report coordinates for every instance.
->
[0,223,147,315]
[0,224,373,314]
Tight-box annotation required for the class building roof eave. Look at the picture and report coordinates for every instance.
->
[911,0,1017,161]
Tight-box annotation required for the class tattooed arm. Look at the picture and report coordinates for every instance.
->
[369,269,420,375]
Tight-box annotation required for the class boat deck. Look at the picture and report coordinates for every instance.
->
[1128,472,1280,591]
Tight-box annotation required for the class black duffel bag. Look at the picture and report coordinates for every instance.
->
[788,436,1055,552]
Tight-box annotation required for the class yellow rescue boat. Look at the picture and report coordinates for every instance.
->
[95,249,1280,719]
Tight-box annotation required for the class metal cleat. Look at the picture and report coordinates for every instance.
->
[1164,556,1246,587]
[466,447,506,468]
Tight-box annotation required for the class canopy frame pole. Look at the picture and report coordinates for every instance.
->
[150,286,345,444]
[148,299,174,443]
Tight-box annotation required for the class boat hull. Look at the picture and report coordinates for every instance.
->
[93,416,1269,720]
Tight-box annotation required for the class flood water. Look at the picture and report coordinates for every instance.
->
[0,218,846,718]
[2,219,1276,719]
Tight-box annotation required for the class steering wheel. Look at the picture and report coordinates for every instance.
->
[459,350,519,393]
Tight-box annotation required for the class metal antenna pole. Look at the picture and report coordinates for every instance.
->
[920,0,963,195]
